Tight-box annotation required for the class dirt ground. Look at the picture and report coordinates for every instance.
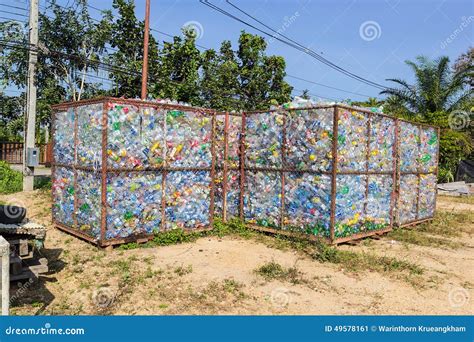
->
[1,191,473,315]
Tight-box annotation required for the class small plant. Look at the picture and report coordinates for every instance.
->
[255,261,304,284]
[0,161,22,194]
[174,264,193,276]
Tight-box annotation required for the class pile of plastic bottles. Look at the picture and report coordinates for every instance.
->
[369,116,395,171]
[244,171,281,227]
[418,174,436,219]
[165,110,212,168]
[107,104,165,169]
[334,175,366,237]
[52,167,74,226]
[337,109,369,171]
[366,175,393,224]
[398,174,418,223]
[77,104,103,168]
[214,170,240,218]
[420,127,438,173]
[284,173,331,236]
[106,172,162,239]
[285,108,333,171]
[76,170,101,238]
[53,109,75,165]
[399,121,420,172]
[165,171,211,229]
[245,113,284,168]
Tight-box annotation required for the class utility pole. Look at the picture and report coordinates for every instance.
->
[141,0,151,100]
[23,0,39,191]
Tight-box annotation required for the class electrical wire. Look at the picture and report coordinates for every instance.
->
[201,0,388,91]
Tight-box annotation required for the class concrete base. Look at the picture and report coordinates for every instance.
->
[22,175,34,191]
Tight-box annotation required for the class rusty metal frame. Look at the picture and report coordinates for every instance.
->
[52,97,219,247]
[52,98,440,247]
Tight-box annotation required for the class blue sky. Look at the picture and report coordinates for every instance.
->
[2,0,473,101]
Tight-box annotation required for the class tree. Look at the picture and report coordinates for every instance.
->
[237,32,292,110]
[300,89,310,100]
[153,29,201,104]
[380,56,472,118]
[0,93,24,141]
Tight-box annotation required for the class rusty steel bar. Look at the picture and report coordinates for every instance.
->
[209,113,216,228]
[390,119,399,227]
[415,124,422,220]
[239,113,246,220]
[329,106,339,243]
[280,114,287,228]
[100,102,108,243]
[432,127,441,215]
[364,113,372,218]
[222,112,230,222]
[50,110,57,225]
[73,106,79,228]
[141,0,151,100]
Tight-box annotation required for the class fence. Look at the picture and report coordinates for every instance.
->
[51,97,439,247]
[0,142,52,165]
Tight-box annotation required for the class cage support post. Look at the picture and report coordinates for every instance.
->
[222,112,229,222]
[73,107,79,228]
[390,119,399,227]
[239,113,246,221]
[280,114,287,229]
[329,106,339,242]
[364,113,372,220]
[209,113,216,228]
[100,102,108,244]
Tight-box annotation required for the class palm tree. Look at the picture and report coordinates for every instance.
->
[381,56,473,117]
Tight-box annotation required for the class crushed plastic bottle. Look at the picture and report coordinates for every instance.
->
[419,127,438,173]
[337,109,369,171]
[106,172,162,239]
[215,114,242,168]
[244,171,281,227]
[284,173,331,236]
[165,171,211,229]
[285,108,333,172]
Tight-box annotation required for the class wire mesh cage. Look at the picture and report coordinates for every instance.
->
[52,98,439,246]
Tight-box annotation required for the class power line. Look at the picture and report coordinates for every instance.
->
[0,4,28,12]
[0,9,28,18]
[201,0,388,91]
[225,0,388,90]
[286,74,373,98]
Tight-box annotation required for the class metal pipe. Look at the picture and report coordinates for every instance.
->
[141,0,151,100]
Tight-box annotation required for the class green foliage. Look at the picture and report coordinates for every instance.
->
[0,93,24,141]
[438,129,473,182]
[0,161,22,194]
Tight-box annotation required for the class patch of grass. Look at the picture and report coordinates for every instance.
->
[438,195,474,205]
[255,261,305,284]
[387,229,462,249]
[313,241,423,276]
[34,176,51,191]
[174,264,193,276]
[0,161,22,194]
[417,211,474,237]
